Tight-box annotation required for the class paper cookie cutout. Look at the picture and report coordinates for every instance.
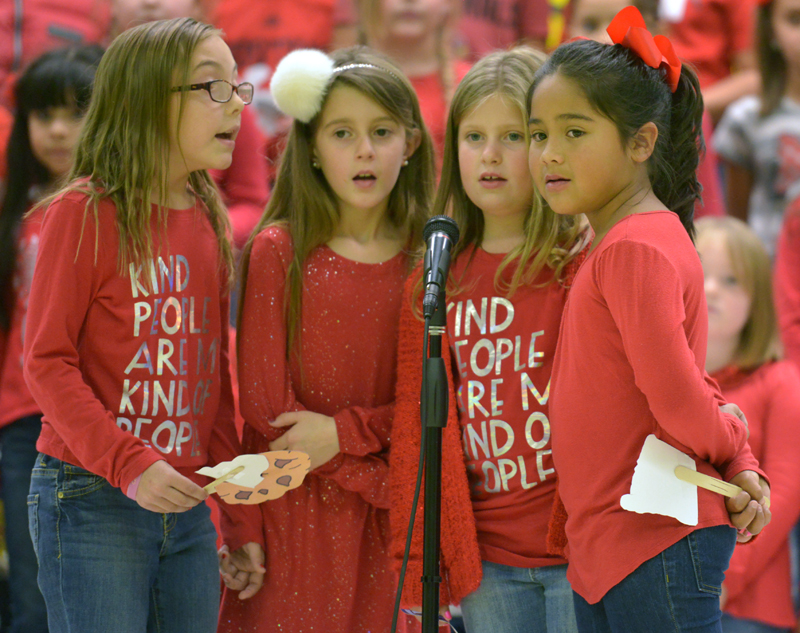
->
[620,434,698,526]
[196,451,310,504]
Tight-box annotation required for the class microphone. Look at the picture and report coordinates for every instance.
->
[422,215,460,319]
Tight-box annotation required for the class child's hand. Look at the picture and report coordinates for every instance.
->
[219,543,266,599]
[136,460,208,513]
[725,470,771,542]
[719,402,749,439]
[268,411,340,469]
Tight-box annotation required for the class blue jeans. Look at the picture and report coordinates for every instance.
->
[27,453,219,633]
[721,614,791,633]
[573,525,737,633]
[1,415,48,633]
[460,561,578,633]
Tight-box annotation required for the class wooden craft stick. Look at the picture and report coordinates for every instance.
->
[204,465,244,494]
[674,466,770,509]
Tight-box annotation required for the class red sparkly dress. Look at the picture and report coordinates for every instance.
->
[218,225,409,633]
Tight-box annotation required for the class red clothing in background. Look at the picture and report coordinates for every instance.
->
[775,202,800,370]
[0,104,11,180]
[696,110,725,218]
[0,0,109,104]
[23,191,257,540]
[666,0,756,89]
[457,0,570,57]
[391,246,580,605]
[714,362,800,630]
[410,61,471,170]
[219,226,406,633]
[208,106,268,249]
[211,0,339,184]
[551,211,758,603]
[0,212,42,428]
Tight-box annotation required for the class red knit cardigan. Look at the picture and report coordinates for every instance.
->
[389,249,585,606]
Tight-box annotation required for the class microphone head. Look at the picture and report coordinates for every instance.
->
[423,215,460,244]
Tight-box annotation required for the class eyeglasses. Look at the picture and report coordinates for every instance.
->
[171,79,254,105]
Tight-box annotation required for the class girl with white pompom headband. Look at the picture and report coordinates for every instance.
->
[217,46,435,633]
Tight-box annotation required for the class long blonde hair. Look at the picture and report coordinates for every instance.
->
[437,47,585,299]
[238,46,435,359]
[696,217,781,369]
[41,17,234,284]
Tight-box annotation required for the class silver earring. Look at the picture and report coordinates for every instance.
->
[403,159,409,166]
[312,160,320,169]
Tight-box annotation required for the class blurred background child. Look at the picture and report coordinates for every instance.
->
[713,0,800,257]
[697,216,800,633]
[355,0,470,169]
[0,44,102,633]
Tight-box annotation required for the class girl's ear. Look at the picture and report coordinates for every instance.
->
[404,128,422,161]
[628,122,658,164]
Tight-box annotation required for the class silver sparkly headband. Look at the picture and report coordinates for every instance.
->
[333,62,400,81]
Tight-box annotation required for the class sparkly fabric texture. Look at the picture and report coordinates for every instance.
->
[219,225,409,632]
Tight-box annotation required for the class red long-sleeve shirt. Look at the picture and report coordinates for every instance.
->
[23,190,258,541]
[551,211,760,604]
[219,225,407,633]
[716,362,800,629]
[775,203,800,370]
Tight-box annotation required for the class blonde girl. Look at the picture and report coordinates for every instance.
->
[217,46,434,633]
[390,47,586,633]
[23,18,256,633]
[697,217,800,633]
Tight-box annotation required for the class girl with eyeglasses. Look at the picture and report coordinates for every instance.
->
[23,18,258,633]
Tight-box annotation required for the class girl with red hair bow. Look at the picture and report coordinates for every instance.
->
[528,7,770,632]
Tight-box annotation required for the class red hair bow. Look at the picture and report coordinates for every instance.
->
[606,6,682,93]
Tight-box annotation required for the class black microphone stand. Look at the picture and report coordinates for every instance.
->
[421,287,448,633]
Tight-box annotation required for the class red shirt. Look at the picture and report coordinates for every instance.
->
[714,362,800,629]
[219,226,406,633]
[23,190,258,543]
[0,105,11,180]
[666,0,756,89]
[551,211,756,603]
[0,211,42,428]
[0,0,109,104]
[775,202,800,370]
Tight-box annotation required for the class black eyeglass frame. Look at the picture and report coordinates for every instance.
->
[170,79,254,105]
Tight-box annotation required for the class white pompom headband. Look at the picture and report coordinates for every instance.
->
[270,49,400,123]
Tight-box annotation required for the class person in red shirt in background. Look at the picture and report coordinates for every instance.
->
[775,194,800,371]
[210,0,354,190]
[0,44,103,633]
[697,216,800,633]
[567,0,725,218]
[23,19,259,632]
[110,0,268,250]
[217,48,433,633]
[391,47,587,633]
[355,0,471,169]
[456,0,571,56]
[665,0,760,124]
[529,8,768,631]
[0,0,109,106]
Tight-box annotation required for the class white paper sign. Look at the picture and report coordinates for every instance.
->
[620,434,698,526]
[196,453,270,489]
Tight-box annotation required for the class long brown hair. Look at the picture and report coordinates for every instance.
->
[756,2,786,117]
[238,46,435,360]
[39,17,234,285]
